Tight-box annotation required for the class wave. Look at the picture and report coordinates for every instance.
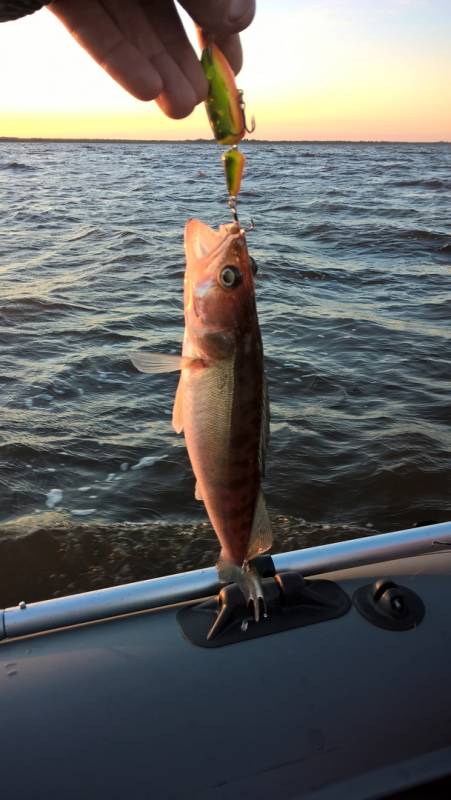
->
[299,220,450,251]
[272,203,299,212]
[0,160,36,172]
[301,222,331,236]
[65,226,104,242]
[1,296,97,315]
[115,231,150,246]
[389,178,449,190]
[11,210,52,224]
[398,228,449,242]
[298,152,322,158]
[61,326,127,344]
[0,442,47,464]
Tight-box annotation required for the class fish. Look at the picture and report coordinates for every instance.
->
[130,219,272,618]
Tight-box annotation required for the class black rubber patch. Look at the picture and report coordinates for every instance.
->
[177,573,351,648]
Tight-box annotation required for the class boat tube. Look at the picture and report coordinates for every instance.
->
[1,520,451,799]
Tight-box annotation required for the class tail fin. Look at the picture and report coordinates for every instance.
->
[216,554,265,623]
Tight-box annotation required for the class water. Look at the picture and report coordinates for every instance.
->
[1,140,450,604]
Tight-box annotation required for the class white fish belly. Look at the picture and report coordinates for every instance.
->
[182,356,235,496]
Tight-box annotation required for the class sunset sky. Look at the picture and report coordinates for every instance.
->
[1,0,450,141]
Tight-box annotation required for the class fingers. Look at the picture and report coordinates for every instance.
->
[179,0,256,37]
[49,0,207,117]
[48,0,163,101]
[48,0,253,117]
[215,33,243,75]
[139,0,208,118]
[181,0,251,74]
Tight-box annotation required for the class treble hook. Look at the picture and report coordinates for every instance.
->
[227,199,255,232]
[238,90,256,134]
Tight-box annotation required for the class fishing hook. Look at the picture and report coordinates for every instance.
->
[238,90,256,134]
[227,200,255,232]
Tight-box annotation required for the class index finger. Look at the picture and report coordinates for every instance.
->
[48,0,164,101]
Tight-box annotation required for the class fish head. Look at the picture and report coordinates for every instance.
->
[183,220,257,358]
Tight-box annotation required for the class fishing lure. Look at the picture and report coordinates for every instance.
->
[200,35,246,145]
[199,31,254,221]
[222,146,245,200]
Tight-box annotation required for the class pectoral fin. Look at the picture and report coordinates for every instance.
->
[130,352,183,374]
[194,481,202,501]
[130,352,205,374]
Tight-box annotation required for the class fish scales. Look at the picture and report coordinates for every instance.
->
[182,336,263,566]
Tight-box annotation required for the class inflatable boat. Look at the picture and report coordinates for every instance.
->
[1,520,451,799]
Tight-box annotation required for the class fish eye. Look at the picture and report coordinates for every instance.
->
[249,256,258,275]
[219,265,242,289]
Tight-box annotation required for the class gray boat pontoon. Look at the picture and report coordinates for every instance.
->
[2,520,451,799]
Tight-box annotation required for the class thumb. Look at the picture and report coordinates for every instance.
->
[179,0,256,37]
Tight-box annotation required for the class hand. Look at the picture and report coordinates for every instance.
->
[48,0,256,119]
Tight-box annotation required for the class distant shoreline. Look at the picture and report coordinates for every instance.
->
[0,136,449,145]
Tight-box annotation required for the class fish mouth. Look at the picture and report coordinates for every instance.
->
[184,219,242,264]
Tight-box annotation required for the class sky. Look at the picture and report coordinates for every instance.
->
[1,0,451,141]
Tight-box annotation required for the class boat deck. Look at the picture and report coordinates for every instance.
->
[1,539,451,799]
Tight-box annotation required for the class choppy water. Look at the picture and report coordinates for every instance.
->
[1,140,450,603]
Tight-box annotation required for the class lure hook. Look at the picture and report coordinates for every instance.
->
[239,91,256,134]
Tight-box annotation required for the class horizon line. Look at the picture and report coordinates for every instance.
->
[1,136,450,145]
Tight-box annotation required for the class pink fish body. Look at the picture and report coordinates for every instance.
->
[131,219,271,595]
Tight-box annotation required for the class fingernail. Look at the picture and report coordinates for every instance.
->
[228,0,249,23]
